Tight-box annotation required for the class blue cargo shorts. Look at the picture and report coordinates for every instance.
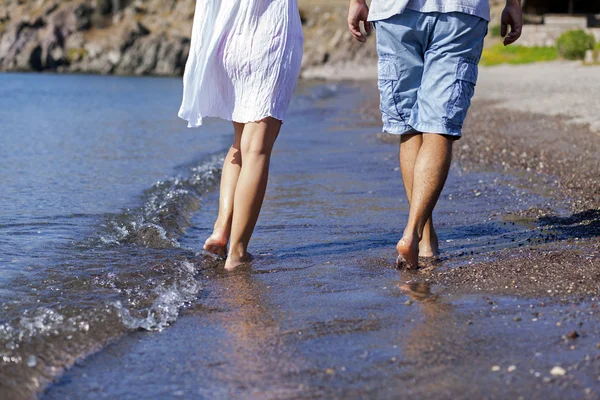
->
[375,9,488,138]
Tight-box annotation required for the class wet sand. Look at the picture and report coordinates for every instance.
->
[44,80,600,398]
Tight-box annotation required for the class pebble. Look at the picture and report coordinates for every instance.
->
[26,355,37,368]
[550,366,566,376]
[491,365,501,372]
[507,365,517,372]
[567,331,580,339]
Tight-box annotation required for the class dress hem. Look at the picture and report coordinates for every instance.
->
[178,110,284,128]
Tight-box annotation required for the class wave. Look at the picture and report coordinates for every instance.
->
[97,153,224,248]
[0,153,225,399]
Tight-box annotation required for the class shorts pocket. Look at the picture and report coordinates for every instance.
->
[445,59,478,128]
[377,55,406,123]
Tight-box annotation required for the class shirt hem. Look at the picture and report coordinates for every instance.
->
[368,5,490,22]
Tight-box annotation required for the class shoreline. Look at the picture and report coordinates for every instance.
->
[42,74,600,398]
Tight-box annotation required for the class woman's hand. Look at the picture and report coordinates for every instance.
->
[348,0,372,43]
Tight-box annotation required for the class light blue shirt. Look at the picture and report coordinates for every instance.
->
[368,0,491,22]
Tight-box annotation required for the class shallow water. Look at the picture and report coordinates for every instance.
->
[0,72,233,397]
[0,73,565,399]
[41,78,595,399]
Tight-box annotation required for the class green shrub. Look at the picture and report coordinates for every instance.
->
[490,25,502,37]
[67,48,88,63]
[556,30,595,60]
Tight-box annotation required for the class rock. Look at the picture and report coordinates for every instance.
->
[154,36,188,76]
[46,3,94,39]
[49,46,66,66]
[0,23,41,70]
[567,330,580,339]
[0,6,9,23]
[0,2,94,72]
[65,32,85,50]
[550,366,566,376]
[107,50,121,65]
[38,25,66,70]
[116,34,160,75]
[118,16,150,52]
[133,40,158,74]
[72,53,113,74]
[584,50,594,64]
[1,0,374,76]
[95,0,128,16]
[84,42,103,59]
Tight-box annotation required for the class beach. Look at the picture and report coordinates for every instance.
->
[2,1,600,397]
[1,0,600,389]
[18,63,597,398]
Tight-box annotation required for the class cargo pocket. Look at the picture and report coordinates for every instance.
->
[445,59,478,128]
[377,55,406,123]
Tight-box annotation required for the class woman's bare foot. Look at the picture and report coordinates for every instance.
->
[396,236,419,270]
[419,225,439,259]
[204,230,228,258]
[224,252,253,270]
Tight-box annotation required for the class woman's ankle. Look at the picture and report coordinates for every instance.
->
[228,243,248,260]
[212,219,231,236]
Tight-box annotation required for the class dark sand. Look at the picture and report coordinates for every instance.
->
[44,85,600,399]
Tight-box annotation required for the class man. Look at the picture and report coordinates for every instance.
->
[348,0,523,269]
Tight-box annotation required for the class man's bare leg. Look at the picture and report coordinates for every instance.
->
[204,123,244,257]
[397,134,453,269]
[225,118,281,270]
[400,134,439,258]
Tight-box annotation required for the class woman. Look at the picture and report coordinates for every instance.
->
[179,0,303,270]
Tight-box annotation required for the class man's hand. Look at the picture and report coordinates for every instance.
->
[348,0,372,43]
[501,0,523,46]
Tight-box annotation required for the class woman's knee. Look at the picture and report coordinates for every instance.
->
[241,122,280,155]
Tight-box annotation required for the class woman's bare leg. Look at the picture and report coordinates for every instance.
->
[400,134,439,258]
[204,123,244,257]
[225,118,281,270]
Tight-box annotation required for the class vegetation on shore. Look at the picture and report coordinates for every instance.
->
[556,29,595,60]
[481,44,558,66]
[482,28,597,66]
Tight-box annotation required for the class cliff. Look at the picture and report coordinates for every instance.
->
[0,0,504,77]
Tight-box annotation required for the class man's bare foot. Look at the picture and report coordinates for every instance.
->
[396,236,419,270]
[419,225,439,258]
[204,231,228,258]
[224,252,253,270]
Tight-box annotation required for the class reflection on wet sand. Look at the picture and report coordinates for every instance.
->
[210,266,305,397]
[397,277,478,397]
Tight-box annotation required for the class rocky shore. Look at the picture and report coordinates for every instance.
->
[0,0,376,76]
[0,0,193,75]
[0,0,505,77]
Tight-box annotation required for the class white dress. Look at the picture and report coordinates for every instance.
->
[178,0,304,127]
